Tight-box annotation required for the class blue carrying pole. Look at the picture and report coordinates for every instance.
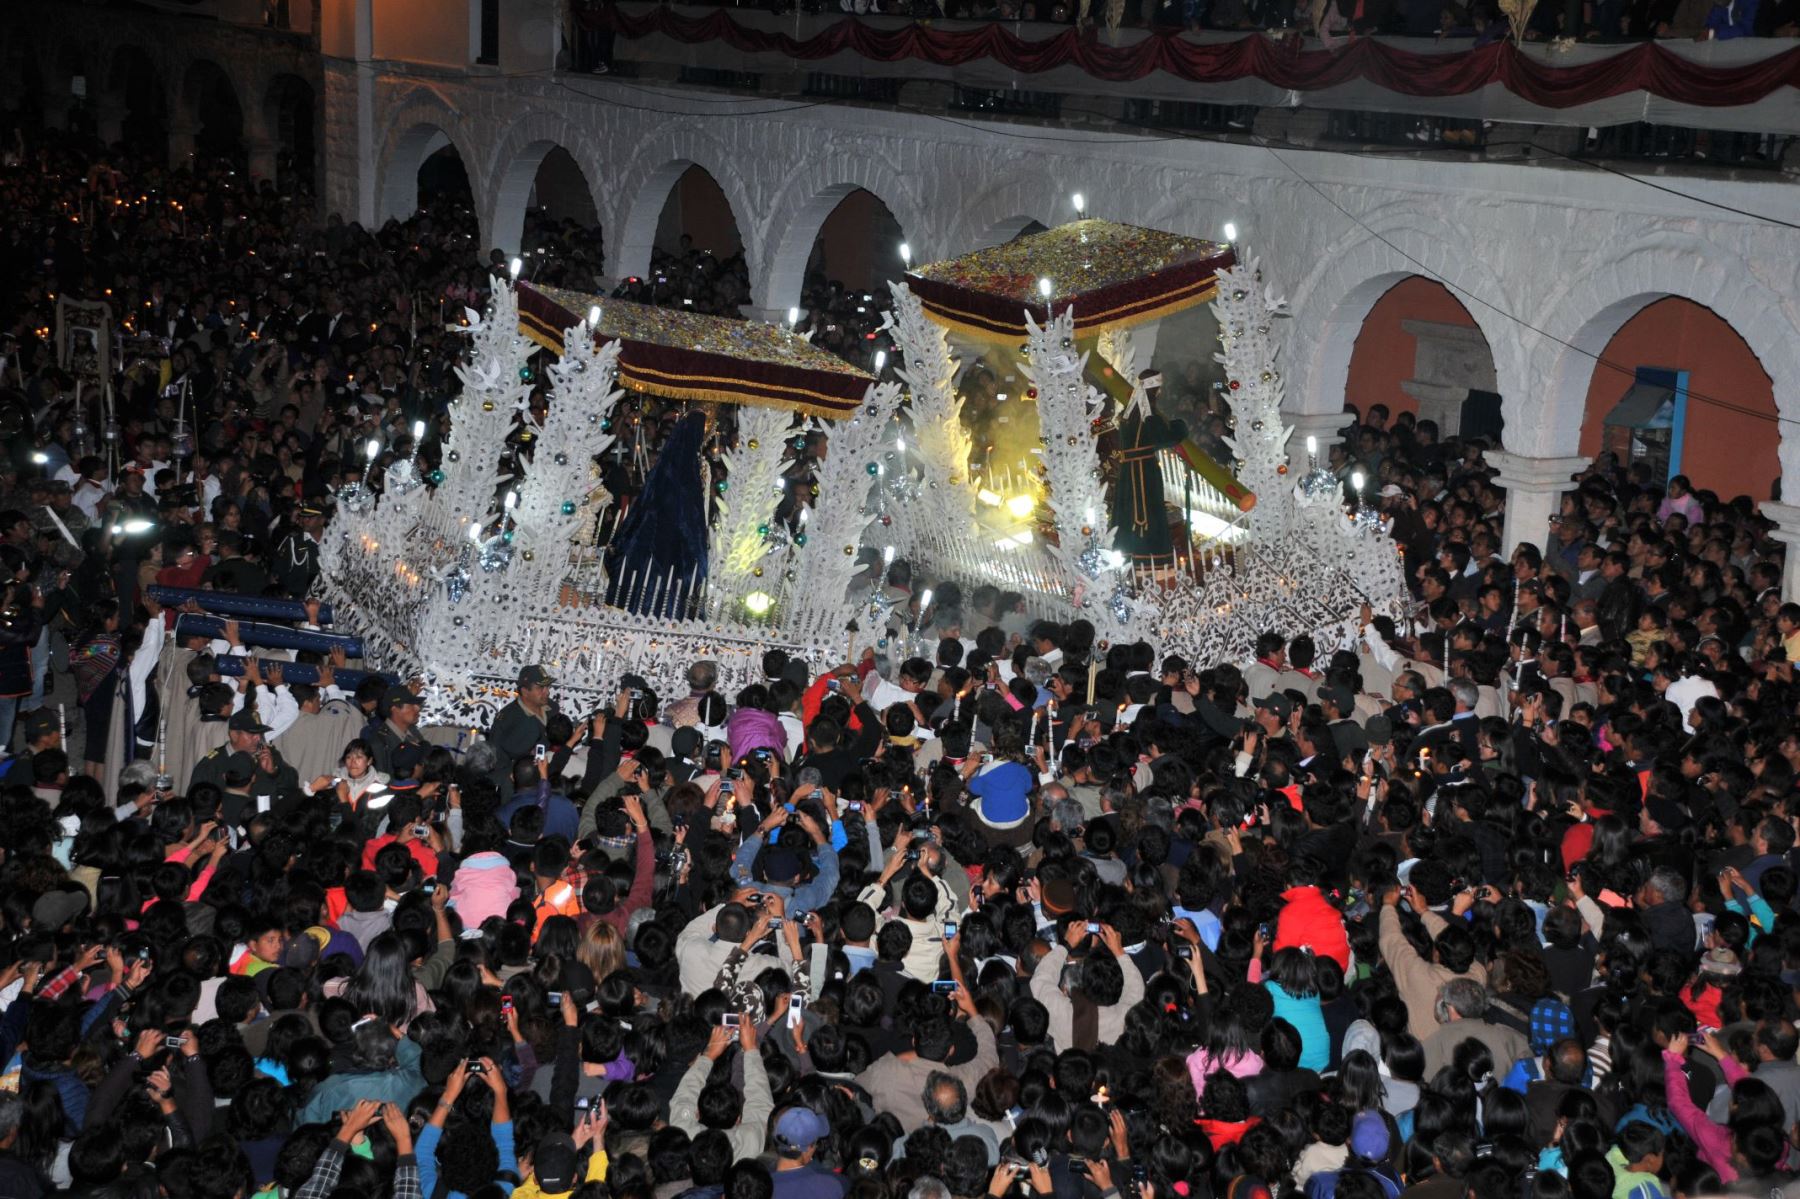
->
[171,614,364,659]
[148,586,334,625]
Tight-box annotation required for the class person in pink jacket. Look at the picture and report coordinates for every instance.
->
[449,825,522,927]
[1662,1030,1752,1183]
[727,691,787,765]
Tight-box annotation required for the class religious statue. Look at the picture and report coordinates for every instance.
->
[1111,371,1187,566]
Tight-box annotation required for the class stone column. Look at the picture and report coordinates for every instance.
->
[1284,410,1348,474]
[1760,502,1800,601]
[1487,450,1590,557]
[246,136,280,185]
[94,97,129,148]
[41,91,74,132]
[168,120,199,169]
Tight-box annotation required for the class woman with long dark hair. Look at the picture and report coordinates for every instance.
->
[335,931,433,1030]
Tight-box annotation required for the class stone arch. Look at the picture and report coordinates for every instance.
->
[479,111,604,259]
[1286,218,1519,441]
[261,72,317,191]
[1531,235,1800,479]
[757,175,922,316]
[375,96,487,232]
[608,130,758,284]
[941,166,1061,256]
[178,57,246,162]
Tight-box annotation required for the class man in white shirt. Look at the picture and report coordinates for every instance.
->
[865,656,932,717]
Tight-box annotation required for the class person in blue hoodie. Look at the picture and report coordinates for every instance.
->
[418,1057,518,1199]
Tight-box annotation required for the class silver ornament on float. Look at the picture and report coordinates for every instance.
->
[478,536,513,573]
[337,483,376,514]
[385,460,425,498]
[443,564,470,605]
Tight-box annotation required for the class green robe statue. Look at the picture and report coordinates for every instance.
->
[1111,407,1187,563]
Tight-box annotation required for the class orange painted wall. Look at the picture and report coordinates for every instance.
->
[1577,298,1778,502]
[1344,277,1479,418]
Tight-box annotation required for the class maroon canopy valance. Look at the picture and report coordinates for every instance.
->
[588,2,1800,109]
[518,284,872,418]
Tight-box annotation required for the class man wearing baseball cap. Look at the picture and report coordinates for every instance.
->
[769,1106,846,1199]
[486,664,555,800]
[367,684,426,775]
[190,708,299,805]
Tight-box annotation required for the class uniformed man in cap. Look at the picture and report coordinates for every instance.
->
[0,709,60,787]
[272,505,325,598]
[189,708,299,798]
[31,479,88,558]
[367,684,427,775]
[485,664,556,800]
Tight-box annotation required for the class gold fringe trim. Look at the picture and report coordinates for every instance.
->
[519,317,855,420]
[920,281,1220,344]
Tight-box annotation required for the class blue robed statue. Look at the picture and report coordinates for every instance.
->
[604,409,709,617]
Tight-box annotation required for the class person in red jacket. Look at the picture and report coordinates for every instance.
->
[1272,859,1351,974]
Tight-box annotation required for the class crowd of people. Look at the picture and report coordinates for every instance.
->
[10,114,1800,1199]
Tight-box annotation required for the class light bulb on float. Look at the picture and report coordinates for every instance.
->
[874,350,887,374]
[587,305,601,327]
[1350,471,1365,493]
[744,591,774,617]
[898,243,911,267]
[1037,277,1053,300]
[508,257,522,280]
[1006,495,1035,519]
[787,306,800,327]
[1223,222,1238,243]
[1071,192,1085,217]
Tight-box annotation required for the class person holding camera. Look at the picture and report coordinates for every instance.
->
[486,663,556,800]
[670,1015,771,1164]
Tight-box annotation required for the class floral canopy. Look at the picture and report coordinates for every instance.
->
[906,220,1236,342]
[518,283,873,419]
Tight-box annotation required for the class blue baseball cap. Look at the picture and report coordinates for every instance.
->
[773,1106,830,1153]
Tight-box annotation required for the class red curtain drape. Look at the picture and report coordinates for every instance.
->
[590,2,1800,108]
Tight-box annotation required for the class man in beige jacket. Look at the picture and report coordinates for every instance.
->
[1378,871,1488,1043]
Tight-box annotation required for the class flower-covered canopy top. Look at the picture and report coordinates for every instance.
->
[906,220,1235,342]
[518,284,873,418]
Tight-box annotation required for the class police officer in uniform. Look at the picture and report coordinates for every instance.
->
[190,709,299,799]
[485,664,556,800]
[272,505,325,599]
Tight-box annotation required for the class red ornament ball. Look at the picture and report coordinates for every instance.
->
[1026,387,1038,399]
[1276,464,1289,475]
[1228,380,1241,391]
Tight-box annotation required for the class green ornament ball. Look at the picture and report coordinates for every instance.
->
[560,501,576,515]
[427,469,445,484]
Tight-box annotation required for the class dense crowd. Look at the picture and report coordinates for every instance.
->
[8,116,1800,1199]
